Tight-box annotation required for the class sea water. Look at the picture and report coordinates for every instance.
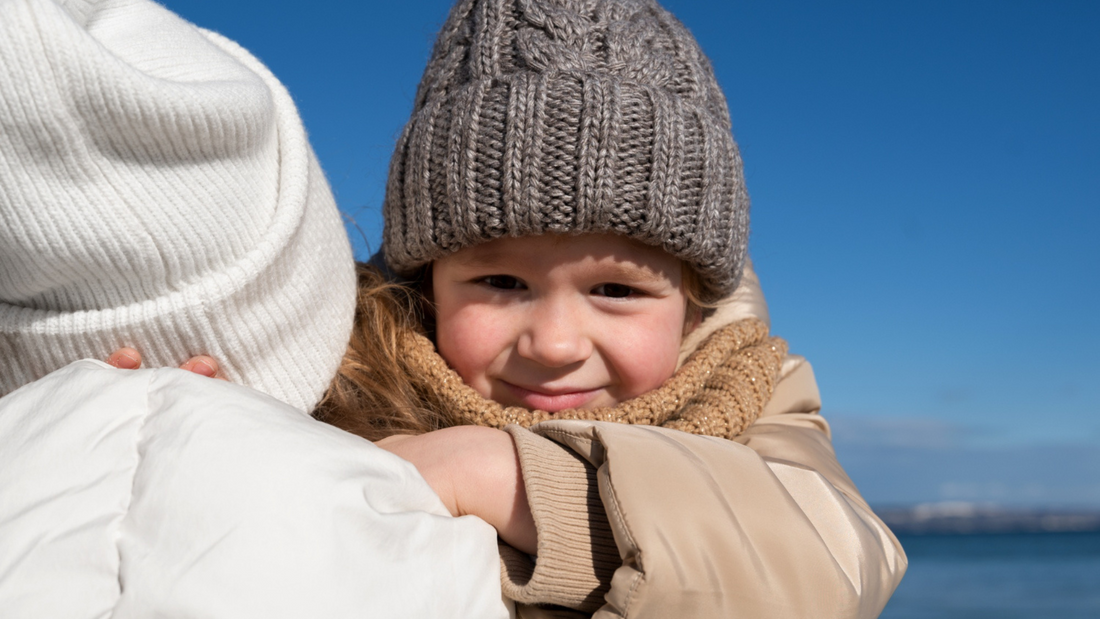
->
[881,531,1100,618]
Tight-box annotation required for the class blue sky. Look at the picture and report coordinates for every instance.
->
[163,0,1100,507]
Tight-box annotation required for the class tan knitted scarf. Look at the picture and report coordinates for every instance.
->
[400,317,788,440]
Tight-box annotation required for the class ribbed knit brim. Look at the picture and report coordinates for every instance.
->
[0,0,356,411]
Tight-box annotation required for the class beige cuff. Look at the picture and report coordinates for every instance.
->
[500,425,619,613]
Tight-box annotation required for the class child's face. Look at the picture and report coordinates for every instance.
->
[432,233,689,412]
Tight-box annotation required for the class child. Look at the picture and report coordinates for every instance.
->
[111,0,908,615]
[165,0,907,615]
[350,0,910,614]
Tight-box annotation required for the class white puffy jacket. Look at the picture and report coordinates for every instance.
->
[0,361,512,618]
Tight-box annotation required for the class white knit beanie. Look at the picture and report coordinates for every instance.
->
[0,0,357,412]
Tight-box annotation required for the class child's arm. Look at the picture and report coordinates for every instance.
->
[498,356,908,618]
[374,427,537,555]
[106,349,538,552]
[107,350,536,551]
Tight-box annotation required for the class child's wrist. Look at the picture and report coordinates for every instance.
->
[449,428,537,554]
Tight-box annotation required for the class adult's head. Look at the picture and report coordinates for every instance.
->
[0,0,356,411]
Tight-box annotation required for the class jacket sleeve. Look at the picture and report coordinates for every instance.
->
[500,355,907,619]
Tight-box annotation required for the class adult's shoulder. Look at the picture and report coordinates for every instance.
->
[0,361,511,619]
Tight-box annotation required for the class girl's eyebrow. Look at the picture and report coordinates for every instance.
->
[452,249,675,285]
[450,249,511,269]
[587,262,672,286]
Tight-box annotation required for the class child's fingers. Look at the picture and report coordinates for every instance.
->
[106,347,142,370]
[105,349,227,381]
[179,355,227,381]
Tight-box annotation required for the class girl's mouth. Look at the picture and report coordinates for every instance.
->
[500,381,601,412]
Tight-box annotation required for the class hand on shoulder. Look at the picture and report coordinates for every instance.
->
[105,347,226,380]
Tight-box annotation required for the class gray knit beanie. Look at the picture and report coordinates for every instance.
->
[383,0,749,303]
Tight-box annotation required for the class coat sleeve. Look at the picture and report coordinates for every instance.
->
[500,355,907,619]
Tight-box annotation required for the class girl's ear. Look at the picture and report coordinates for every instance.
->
[417,263,439,341]
[419,263,434,304]
[683,305,703,337]
[679,262,709,337]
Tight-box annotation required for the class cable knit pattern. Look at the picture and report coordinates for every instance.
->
[401,317,787,439]
[383,0,749,303]
[0,0,356,411]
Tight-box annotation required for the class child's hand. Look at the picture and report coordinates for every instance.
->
[376,426,537,555]
[105,347,226,380]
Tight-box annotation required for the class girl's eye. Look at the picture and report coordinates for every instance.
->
[593,283,636,298]
[483,275,524,290]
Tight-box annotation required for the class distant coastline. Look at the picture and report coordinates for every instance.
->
[874,502,1100,535]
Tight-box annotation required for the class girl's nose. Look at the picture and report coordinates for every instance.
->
[517,302,593,368]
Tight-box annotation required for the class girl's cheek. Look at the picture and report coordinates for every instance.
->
[604,310,684,397]
[435,305,508,389]
[633,307,682,387]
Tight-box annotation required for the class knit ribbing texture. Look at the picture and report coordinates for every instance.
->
[383,0,749,303]
[0,0,356,411]
[498,426,617,612]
